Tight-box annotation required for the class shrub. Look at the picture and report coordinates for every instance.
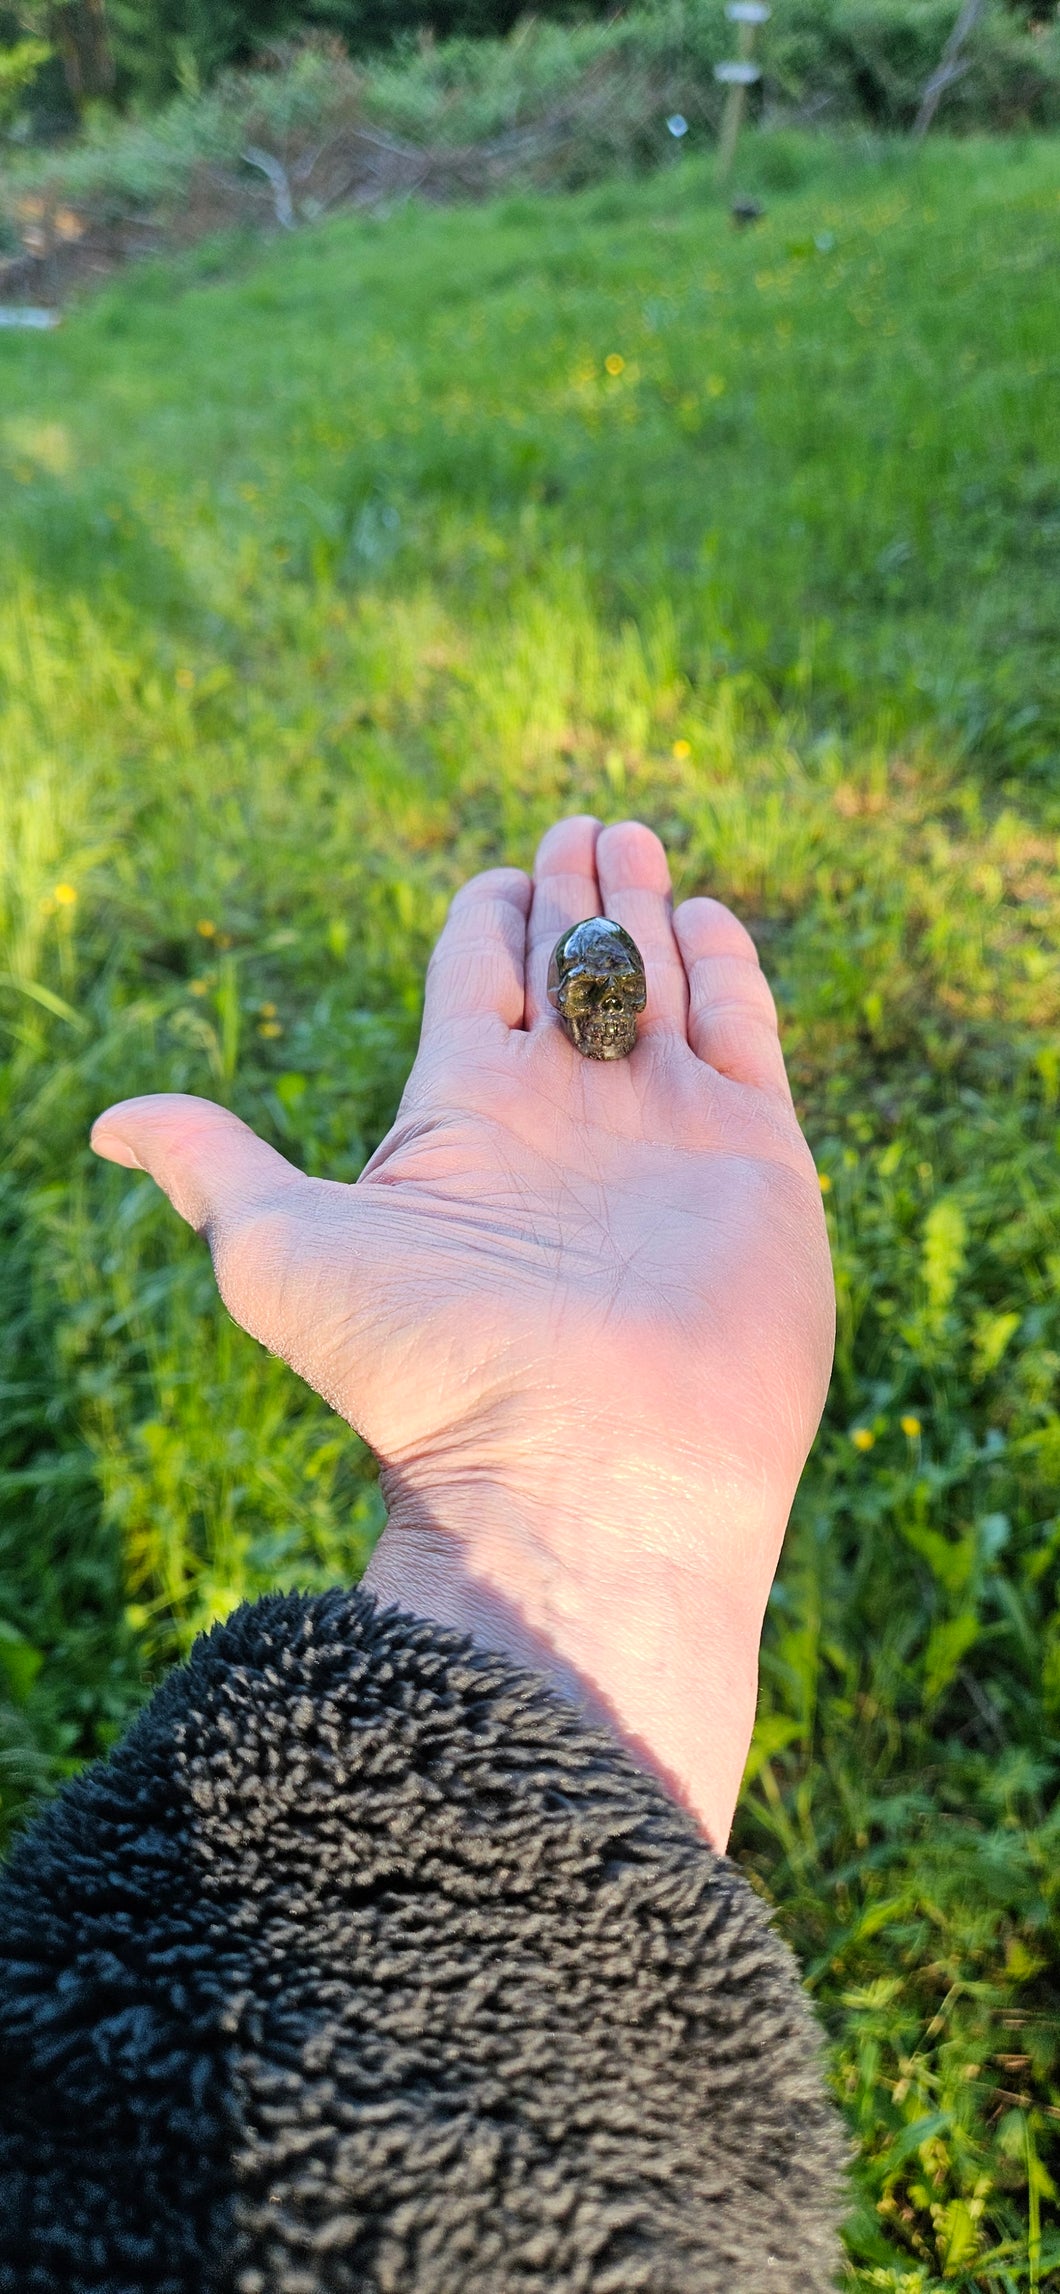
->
[1,0,1058,269]
[3,0,1060,140]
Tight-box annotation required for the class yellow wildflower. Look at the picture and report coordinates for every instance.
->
[196,919,216,938]
[53,882,77,908]
[259,1020,283,1039]
[188,979,208,997]
[672,738,692,761]
[818,1171,832,1193]
[900,1415,922,1439]
[604,353,625,376]
[851,1427,875,1452]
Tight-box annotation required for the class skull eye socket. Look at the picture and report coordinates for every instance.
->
[564,971,638,1014]
[547,918,646,1050]
[566,972,631,1014]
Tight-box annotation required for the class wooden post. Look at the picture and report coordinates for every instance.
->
[715,3,770,187]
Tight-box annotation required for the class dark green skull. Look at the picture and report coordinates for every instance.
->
[547,918,647,1060]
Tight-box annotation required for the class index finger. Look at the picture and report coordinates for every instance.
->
[420,868,532,1042]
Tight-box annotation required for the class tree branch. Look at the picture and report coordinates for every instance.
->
[913,0,989,141]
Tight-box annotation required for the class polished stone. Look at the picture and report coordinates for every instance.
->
[547,917,647,1060]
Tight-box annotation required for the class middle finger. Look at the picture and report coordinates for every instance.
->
[523,815,603,1028]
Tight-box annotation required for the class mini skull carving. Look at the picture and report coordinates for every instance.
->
[547,917,647,1060]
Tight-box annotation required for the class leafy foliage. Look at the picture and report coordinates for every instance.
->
[95,0,611,104]
[0,134,1058,2287]
[1,0,1059,137]
[0,34,49,123]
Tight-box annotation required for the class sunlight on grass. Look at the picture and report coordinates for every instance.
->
[0,133,1058,2288]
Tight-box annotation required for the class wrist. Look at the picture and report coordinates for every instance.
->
[361,1456,787,1849]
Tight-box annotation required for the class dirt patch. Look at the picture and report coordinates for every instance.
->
[0,70,634,313]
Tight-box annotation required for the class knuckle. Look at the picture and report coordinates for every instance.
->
[694,952,776,1021]
[678,896,760,964]
[451,868,527,915]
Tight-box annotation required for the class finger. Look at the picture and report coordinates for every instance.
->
[672,897,792,1098]
[420,868,531,1042]
[594,819,687,1037]
[90,1093,306,1234]
[523,814,602,1029]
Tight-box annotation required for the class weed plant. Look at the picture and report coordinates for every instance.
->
[0,134,1057,2288]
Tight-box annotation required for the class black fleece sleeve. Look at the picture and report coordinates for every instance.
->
[0,1586,844,2294]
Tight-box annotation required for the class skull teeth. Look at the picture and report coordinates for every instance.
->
[574,1017,636,1057]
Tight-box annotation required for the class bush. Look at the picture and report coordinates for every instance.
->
[8,0,618,114]
[767,0,1060,132]
[3,0,1060,135]
[2,0,1058,263]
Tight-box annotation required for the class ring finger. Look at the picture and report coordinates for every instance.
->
[594,819,688,1037]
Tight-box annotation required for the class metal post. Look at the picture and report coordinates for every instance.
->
[715,3,770,187]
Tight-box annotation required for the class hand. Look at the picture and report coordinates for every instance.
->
[92,817,834,1846]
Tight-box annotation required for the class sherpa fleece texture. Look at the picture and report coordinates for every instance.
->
[0,1586,843,2293]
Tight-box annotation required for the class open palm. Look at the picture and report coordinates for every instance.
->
[93,817,834,1844]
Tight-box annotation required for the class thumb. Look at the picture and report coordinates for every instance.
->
[91,1095,342,1397]
[90,1093,305,1233]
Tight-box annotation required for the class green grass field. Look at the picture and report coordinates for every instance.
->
[1,131,1058,2287]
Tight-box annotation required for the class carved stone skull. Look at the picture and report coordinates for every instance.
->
[547,917,647,1060]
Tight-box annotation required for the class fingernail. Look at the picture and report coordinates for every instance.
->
[90,1125,143,1171]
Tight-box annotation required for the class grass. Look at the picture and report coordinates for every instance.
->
[0,129,1058,2287]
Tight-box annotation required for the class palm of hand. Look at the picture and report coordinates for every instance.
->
[93,818,834,1843]
[292,1027,826,1537]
